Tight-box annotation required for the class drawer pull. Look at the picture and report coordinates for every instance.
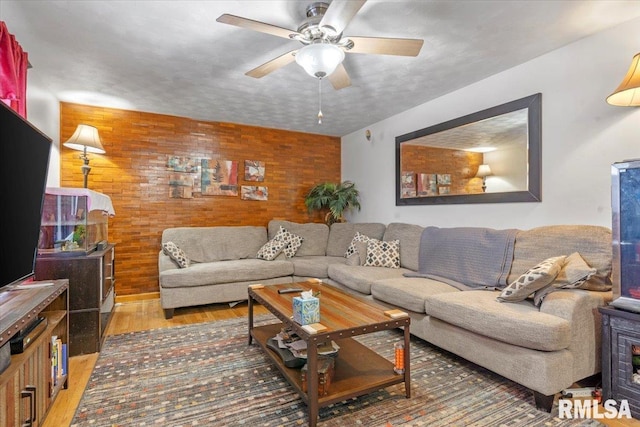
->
[21,385,36,426]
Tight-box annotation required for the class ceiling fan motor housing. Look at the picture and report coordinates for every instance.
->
[306,2,329,17]
[297,2,341,43]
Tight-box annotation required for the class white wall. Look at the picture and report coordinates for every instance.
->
[342,17,640,229]
[25,72,60,187]
[483,143,527,193]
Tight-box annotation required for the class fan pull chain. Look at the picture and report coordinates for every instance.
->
[317,78,323,125]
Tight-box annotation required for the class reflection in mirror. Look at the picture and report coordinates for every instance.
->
[396,93,541,205]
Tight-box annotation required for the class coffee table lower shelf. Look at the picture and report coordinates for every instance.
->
[251,322,406,407]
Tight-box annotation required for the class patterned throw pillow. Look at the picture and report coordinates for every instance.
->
[555,252,597,288]
[532,252,597,306]
[345,231,371,258]
[364,239,401,269]
[256,238,287,261]
[497,256,565,303]
[163,241,190,268]
[273,226,304,258]
[345,240,368,266]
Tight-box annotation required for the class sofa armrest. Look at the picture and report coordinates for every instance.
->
[158,251,179,274]
[540,289,612,380]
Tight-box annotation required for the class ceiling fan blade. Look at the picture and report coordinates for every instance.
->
[217,14,299,40]
[319,0,367,36]
[347,36,424,57]
[328,63,351,90]
[245,50,297,78]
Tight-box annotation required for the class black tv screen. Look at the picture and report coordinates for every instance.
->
[0,102,51,289]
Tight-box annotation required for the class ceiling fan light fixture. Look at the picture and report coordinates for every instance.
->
[295,43,345,79]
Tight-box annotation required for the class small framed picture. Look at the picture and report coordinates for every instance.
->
[417,173,437,196]
[244,160,265,182]
[241,185,268,201]
[436,174,451,185]
[438,186,450,195]
[401,171,416,198]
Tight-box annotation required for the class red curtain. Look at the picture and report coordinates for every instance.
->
[0,21,28,118]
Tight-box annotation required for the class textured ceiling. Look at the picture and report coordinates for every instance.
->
[407,109,527,151]
[2,0,640,137]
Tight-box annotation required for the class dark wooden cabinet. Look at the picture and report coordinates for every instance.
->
[0,280,69,427]
[35,245,115,356]
[599,306,640,418]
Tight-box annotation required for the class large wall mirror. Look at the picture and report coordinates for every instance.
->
[395,93,541,205]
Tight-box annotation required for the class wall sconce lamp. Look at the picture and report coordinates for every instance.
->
[63,124,106,188]
[475,164,493,192]
[607,52,640,106]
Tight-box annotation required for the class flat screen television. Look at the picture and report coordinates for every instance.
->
[0,102,52,290]
[611,159,640,313]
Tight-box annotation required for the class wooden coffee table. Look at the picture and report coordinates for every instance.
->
[248,281,410,427]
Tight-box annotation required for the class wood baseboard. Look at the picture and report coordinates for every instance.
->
[115,292,160,303]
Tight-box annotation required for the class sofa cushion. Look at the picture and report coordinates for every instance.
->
[268,220,328,256]
[160,259,294,288]
[162,241,190,268]
[382,223,424,271]
[162,226,267,263]
[327,264,410,294]
[556,252,598,287]
[364,239,401,268]
[508,225,612,290]
[425,291,571,351]
[371,278,459,313]
[497,255,565,302]
[289,255,347,278]
[326,223,386,257]
[533,252,599,306]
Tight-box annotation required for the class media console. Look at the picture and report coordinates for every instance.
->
[0,279,69,426]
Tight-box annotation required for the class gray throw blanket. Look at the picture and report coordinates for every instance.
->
[404,226,518,291]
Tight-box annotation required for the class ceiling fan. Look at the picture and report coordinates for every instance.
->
[216,0,424,90]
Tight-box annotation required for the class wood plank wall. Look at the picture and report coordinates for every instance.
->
[59,102,341,296]
[401,144,483,195]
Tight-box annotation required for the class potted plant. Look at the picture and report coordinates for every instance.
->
[305,181,361,225]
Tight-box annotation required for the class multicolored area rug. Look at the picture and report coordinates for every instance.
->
[71,315,601,427]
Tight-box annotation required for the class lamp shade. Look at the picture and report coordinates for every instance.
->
[295,43,345,79]
[63,124,105,154]
[607,52,640,107]
[475,164,493,178]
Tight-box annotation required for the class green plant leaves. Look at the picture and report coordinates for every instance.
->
[304,181,360,224]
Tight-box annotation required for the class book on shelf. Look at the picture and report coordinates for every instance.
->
[50,335,65,393]
[56,337,63,379]
[51,335,58,393]
[61,343,67,377]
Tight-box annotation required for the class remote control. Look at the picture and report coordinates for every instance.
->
[278,288,303,294]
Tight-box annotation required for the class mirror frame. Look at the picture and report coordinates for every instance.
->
[395,93,541,205]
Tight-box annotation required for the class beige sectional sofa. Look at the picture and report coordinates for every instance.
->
[158,220,612,412]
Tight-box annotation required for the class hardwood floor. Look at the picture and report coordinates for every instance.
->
[42,298,639,427]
